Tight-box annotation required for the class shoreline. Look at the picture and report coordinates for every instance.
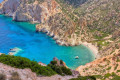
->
[36,25,100,59]
[81,42,100,59]
[1,14,100,70]
[75,42,100,71]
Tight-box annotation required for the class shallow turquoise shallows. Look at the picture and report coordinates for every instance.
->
[0,15,95,69]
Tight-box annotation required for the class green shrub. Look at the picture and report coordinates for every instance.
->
[104,73,111,79]
[106,67,111,70]
[117,70,120,72]
[111,72,120,80]
[56,67,63,75]
[0,54,56,76]
[70,76,96,80]
[60,60,63,64]
[50,61,57,65]
[61,67,72,75]
[114,64,118,70]
[48,61,72,75]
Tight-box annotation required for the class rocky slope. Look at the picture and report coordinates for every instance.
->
[0,0,120,79]
[0,62,79,80]
[55,0,120,52]
[0,0,61,22]
[76,47,120,80]
[0,0,92,46]
[0,0,119,47]
[0,63,38,80]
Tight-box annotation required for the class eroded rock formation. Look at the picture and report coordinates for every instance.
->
[0,0,91,46]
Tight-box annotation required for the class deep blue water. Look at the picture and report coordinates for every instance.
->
[0,15,95,69]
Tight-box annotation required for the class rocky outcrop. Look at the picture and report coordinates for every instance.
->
[76,48,120,76]
[0,0,61,23]
[0,0,20,16]
[0,63,38,80]
[0,0,92,46]
[53,57,67,67]
[13,0,61,23]
[0,62,79,80]
[38,62,47,66]
[36,13,92,46]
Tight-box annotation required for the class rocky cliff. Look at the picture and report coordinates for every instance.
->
[0,0,120,79]
[0,0,61,23]
[0,0,92,46]
[76,47,120,79]
[0,0,119,47]
[0,63,38,80]
[0,62,79,80]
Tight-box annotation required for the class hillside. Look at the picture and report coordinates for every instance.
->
[55,0,120,55]
[0,54,79,80]
[0,0,120,79]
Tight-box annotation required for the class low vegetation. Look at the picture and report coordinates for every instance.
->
[0,54,56,76]
[70,76,96,80]
[70,73,120,80]
[0,54,73,76]
[48,61,72,75]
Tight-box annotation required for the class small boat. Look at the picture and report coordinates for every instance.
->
[75,56,79,59]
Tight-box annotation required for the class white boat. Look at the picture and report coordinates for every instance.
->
[75,56,79,59]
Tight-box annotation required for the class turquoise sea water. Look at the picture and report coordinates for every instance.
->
[0,15,95,69]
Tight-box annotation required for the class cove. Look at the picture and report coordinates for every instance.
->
[0,15,95,69]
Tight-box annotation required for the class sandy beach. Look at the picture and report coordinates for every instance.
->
[81,42,100,59]
[75,42,100,71]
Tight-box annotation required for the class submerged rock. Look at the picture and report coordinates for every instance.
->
[9,47,23,55]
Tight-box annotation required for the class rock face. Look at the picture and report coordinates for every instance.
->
[53,57,67,67]
[0,0,61,23]
[76,48,120,77]
[0,63,38,80]
[0,62,79,80]
[0,0,92,46]
[0,0,20,16]
[36,13,91,46]
[38,62,47,66]
[13,0,61,23]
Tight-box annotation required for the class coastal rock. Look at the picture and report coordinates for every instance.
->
[0,53,4,55]
[0,0,61,23]
[53,57,67,67]
[36,13,87,46]
[38,62,47,66]
[53,57,60,66]
[76,48,120,76]
[0,0,20,16]
[0,62,79,80]
[0,63,37,80]
[0,0,92,47]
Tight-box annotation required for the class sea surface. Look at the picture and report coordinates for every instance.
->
[0,15,95,69]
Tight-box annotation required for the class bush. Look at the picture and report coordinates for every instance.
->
[60,60,63,64]
[48,61,72,75]
[0,74,6,80]
[61,67,72,75]
[50,61,57,65]
[0,54,56,76]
